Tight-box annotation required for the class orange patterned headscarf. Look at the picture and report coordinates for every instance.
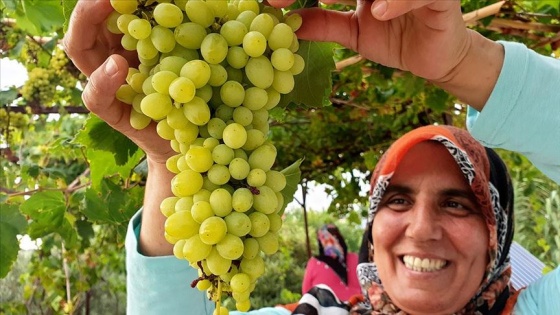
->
[356,125,515,315]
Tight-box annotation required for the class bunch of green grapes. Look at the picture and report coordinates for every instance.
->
[107,0,304,312]
[20,67,57,105]
[49,46,79,90]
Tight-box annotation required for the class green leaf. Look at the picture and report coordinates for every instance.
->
[73,115,139,166]
[285,41,336,108]
[425,88,450,112]
[87,148,144,189]
[11,0,65,35]
[83,179,143,225]
[0,203,28,278]
[19,191,66,239]
[62,0,78,32]
[279,159,303,215]
[0,88,19,103]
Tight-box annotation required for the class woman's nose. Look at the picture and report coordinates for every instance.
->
[404,202,442,242]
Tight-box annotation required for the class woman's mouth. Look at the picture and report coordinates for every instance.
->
[402,255,448,272]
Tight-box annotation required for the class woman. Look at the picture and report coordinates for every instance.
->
[302,224,362,301]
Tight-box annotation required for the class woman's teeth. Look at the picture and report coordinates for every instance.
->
[403,255,447,272]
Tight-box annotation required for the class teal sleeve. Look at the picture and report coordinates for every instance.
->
[125,209,215,315]
[466,41,560,184]
[514,266,560,314]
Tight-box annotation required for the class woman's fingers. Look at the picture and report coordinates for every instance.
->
[295,8,358,51]
[265,0,297,8]
[63,0,115,76]
[370,0,437,20]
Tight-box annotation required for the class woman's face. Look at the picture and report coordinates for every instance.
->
[372,142,488,315]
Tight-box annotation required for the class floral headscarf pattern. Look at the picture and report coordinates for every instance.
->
[355,125,515,315]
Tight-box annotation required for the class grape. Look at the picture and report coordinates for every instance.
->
[107,1,304,310]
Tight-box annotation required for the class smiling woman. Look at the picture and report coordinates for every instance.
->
[356,125,515,315]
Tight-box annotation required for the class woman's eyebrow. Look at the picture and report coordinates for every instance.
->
[383,185,413,195]
[440,188,477,202]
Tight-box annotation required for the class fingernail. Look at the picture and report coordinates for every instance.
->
[104,56,118,77]
[372,0,387,18]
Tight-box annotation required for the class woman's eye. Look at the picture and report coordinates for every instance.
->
[443,201,472,216]
[385,198,410,211]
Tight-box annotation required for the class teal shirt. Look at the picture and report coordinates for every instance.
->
[126,41,560,314]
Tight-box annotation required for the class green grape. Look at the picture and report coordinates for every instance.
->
[207,164,231,186]
[199,217,228,245]
[207,117,227,139]
[251,108,269,127]
[194,189,212,203]
[223,122,247,149]
[206,248,232,276]
[173,239,187,259]
[128,18,152,40]
[169,77,196,103]
[184,96,211,125]
[248,143,277,171]
[242,31,267,57]
[264,170,286,192]
[226,46,249,69]
[236,10,257,29]
[215,105,234,121]
[253,185,278,214]
[268,23,293,51]
[201,33,229,64]
[116,84,136,104]
[242,128,266,151]
[191,200,214,224]
[272,69,295,94]
[229,158,250,180]
[197,279,212,291]
[233,289,251,303]
[249,13,274,39]
[153,3,184,28]
[185,0,215,28]
[121,34,138,51]
[171,169,204,197]
[176,155,191,171]
[213,306,230,315]
[166,154,182,174]
[232,106,253,126]
[224,211,251,237]
[231,187,253,213]
[183,234,212,262]
[267,213,283,232]
[245,56,273,89]
[130,109,152,130]
[248,212,270,237]
[129,72,148,93]
[289,33,300,52]
[239,254,265,278]
[165,210,200,239]
[220,81,245,107]
[137,37,159,60]
[160,56,188,75]
[140,92,173,120]
[117,14,137,34]
[150,25,176,53]
[196,84,213,102]
[206,0,229,18]
[212,144,235,165]
[209,188,233,217]
[185,146,213,172]
[110,0,138,14]
[216,233,244,260]
[236,300,251,312]
[263,88,281,110]
[242,238,259,259]
[175,22,207,50]
[271,48,294,71]
[290,53,305,75]
[247,169,266,187]
[237,0,260,15]
[203,137,220,150]
[160,196,180,217]
[105,11,122,34]
[167,106,191,129]
[152,70,178,95]
[220,20,248,46]
[157,119,175,140]
[256,231,279,255]
[175,196,194,212]
[230,273,251,293]
[284,13,302,32]
[275,191,284,213]
[180,60,211,88]
[208,64,228,87]
[242,87,268,110]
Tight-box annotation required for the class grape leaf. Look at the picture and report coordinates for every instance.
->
[19,191,66,239]
[87,147,145,189]
[83,179,143,226]
[282,41,336,108]
[0,203,27,278]
[73,115,140,166]
[0,88,19,103]
[16,0,65,35]
[279,158,303,215]
[62,0,78,32]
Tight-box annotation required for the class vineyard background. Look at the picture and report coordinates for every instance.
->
[1,0,560,314]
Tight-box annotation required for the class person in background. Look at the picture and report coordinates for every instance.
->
[302,224,362,301]
[63,0,560,314]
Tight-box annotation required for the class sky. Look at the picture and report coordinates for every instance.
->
[0,58,28,89]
